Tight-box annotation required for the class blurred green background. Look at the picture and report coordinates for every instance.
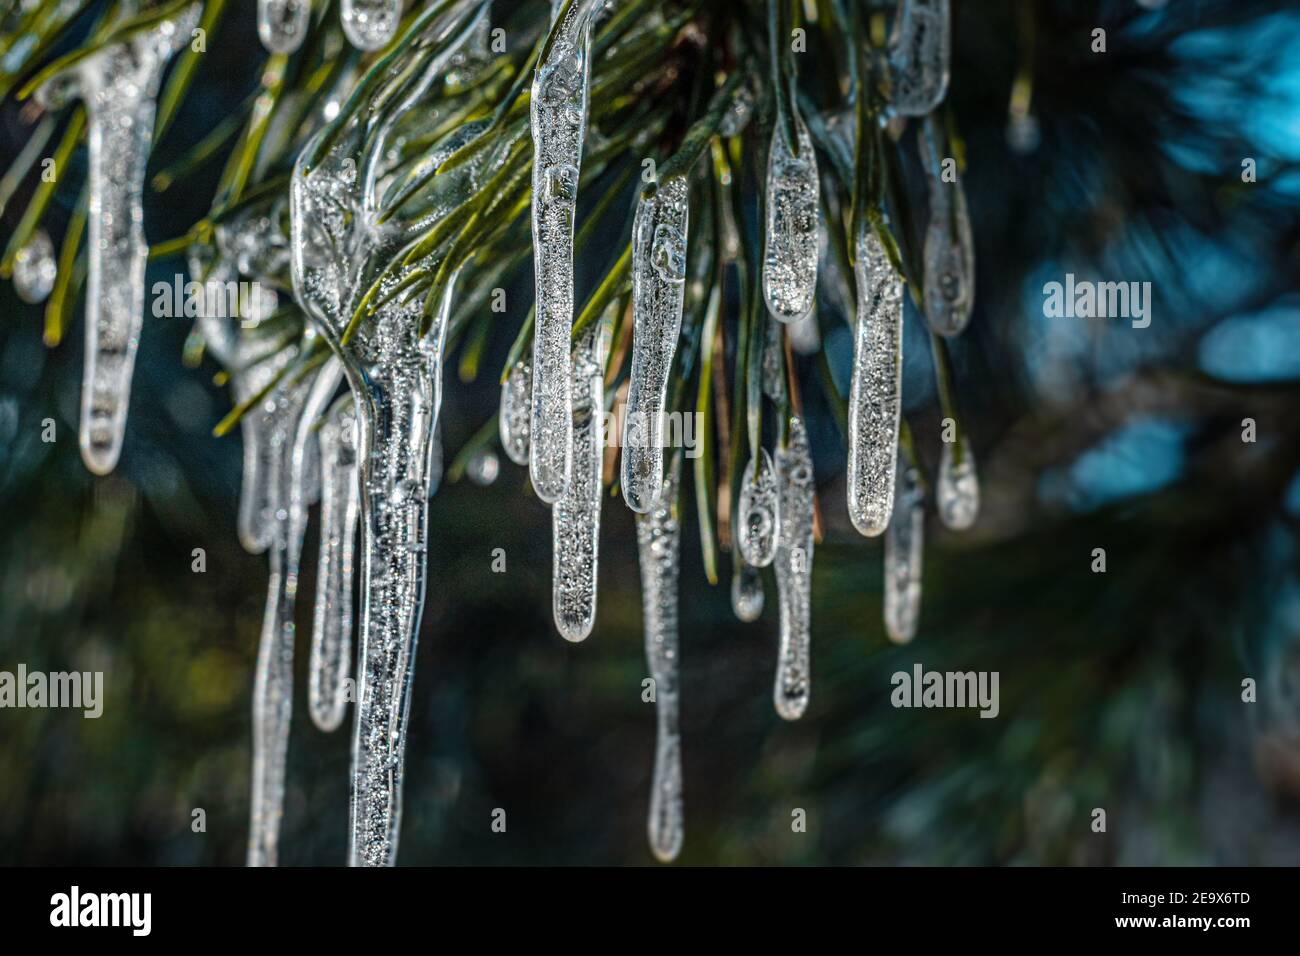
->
[4,0,1300,865]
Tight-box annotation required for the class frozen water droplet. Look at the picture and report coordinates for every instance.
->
[498,360,532,466]
[12,228,56,304]
[884,459,924,644]
[763,112,819,322]
[340,0,400,51]
[920,115,975,337]
[38,5,199,475]
[888,0,951,116]
[553,319,609,642]
[846,229,904,537]
[468,449,499,486]
[622,176,689,513]
[636,457,683,862]
[529,1,601,505]
[258,0,310,54]
[310,390,359,733]
[731,560,764,622]
[937,437,979,530]
[773,418,814,720]
[737,448,779,567]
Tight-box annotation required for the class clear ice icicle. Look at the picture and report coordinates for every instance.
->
[846,228,904,537]
[340,0,400,51]
[736,448,779,568]
[762,111,819,323]
[290,2,492,865]
[258,0,311,54]
[887,0,951,116]
[310,391,360,733]
[773,417,815,720]
[731,560,764,623]
[247,353,337,867]
[36,5,199,475]
[920,115,975,337]
[937,436,979,530]
[622,175,689,513]
[12,229,56,304]
[528,0,602,503]
[636,456,683,862]
[883,459,924,644]
[498,360,532,466]
[552,318,609,642]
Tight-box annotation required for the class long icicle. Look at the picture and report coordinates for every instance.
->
[528,0,603,503]
[773,416,815,720]
[247,351,337,867]
[622,175,689,513]
[637,455,684,862]
[36,4,200,475]
[846,227,904,536]
[884,455,925,643]
[887,0,951,117]
[309,392,360,732]
[762,111,819,323]
[552,310,611,641]
[919,114,975,337]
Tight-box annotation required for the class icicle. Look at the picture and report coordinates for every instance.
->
[552,316,610,642]
[528,0,601,503]
[12,229,56,304]
[310,391,359,733]
[290,3,492,866]
[883,458,924,644]
[35,5,200,475]
[920,115,975,337]
[731,560,764,623]
[622,175,689,513]
[762,110,819,323]
[887,0,951,117]
[636,456,683,862]
[247,352,337,867]
[498,359,532,466]
[846,228,904,537]
[937,436,979,530]
[736,448,779,568]
[773,417,815,720]
[340,0,400,51]
[257,0,311,54]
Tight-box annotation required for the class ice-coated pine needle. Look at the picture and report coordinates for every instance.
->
[636,457,684,862]
[499,360,532,466]
[887,0,951,116]
[622,175,689,513]
[310,391,360,733]
[920,115,975,337]
[884,458,925,643]
[552,317,609,642]
[846,228,904,537]
[528,0,603,503]
[773,417,815,720]
[762,110,819,323]
[737,448,779,568]
[35,5,199,475]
